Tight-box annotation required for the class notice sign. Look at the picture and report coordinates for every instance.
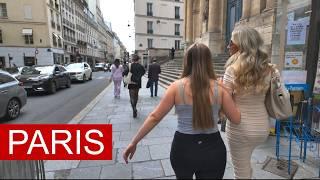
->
[285,51,303,68]
[287,20,307,45]
[0,124,112,160]
[282,70,307,84]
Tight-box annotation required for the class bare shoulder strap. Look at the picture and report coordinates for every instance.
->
[179,80,186,104]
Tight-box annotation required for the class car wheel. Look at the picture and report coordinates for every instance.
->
[89,73,92,80]
[83,74,87,82]
[49,81,56,94]
[66,78,71,88]
[6,98,21,120]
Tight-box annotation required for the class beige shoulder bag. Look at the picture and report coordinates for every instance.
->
[265,65,293,120]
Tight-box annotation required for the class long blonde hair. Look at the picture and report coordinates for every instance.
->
[231,27,270,93]
[181,43,217,130]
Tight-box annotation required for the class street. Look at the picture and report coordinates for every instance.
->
[1,71,111,124]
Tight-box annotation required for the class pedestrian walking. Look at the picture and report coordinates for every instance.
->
[222,27,272,179]
[148,59,161,97]
[110,59,124,99]
[123,43,241,179]
[122,61,129,87]
[123,55,145,118]
[171,47,175,60]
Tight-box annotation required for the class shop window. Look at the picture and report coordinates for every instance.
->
[0,29,2,43]
[0,56,5,69]
[24,57,35,66]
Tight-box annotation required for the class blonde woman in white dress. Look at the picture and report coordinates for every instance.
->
[223,27,272,179]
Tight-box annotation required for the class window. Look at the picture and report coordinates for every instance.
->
[147,3,153,16]
[175,40,180,50]
[148,38,153,48]
[147,21,153,34]
[175,6,180,19]
[0,56,5,69]
[25,35,33,44]
[52,33,57,46]
[0,29,2,43]
[24,5,32,19]
[0,3,7,18]
[175,24,180,35]
[0,73,15,84]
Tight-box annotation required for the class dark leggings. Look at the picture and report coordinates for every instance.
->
[170,131,227,179]
[129,88,139,110]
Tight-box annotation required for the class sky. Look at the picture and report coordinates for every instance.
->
[100,0,135,54]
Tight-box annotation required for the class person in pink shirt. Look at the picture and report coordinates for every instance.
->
[110,59,124,98]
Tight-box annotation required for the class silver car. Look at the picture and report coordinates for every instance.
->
[0,70,27,120]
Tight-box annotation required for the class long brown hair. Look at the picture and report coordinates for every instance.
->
[181,43,217,130]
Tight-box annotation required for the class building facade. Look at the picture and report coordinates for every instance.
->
[0,0,126,68]
[0,0,64,67]
[134,0,184,65]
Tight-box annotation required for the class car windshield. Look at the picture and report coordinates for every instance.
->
[34,66,54,74]
[66,63,83,69]
[96,63,104,66]
[20,67,41,75]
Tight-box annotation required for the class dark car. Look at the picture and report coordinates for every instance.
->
[16,65,71,94]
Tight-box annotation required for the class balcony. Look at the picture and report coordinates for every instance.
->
[147,12,153,16]
[147,29,153,34]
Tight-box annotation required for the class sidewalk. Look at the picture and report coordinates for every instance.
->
[44,77,319,179]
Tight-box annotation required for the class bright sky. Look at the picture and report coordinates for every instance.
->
[100,0,135,54]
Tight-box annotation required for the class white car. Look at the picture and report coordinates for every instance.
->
[65,62,92,82]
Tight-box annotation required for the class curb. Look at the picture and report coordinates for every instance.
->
[68,82,113,124]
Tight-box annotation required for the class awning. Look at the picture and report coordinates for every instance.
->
[22,29,33,35]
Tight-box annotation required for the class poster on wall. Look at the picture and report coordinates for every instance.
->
[282,70,307,84]
[287,20,307,45]
[285,51,303,68]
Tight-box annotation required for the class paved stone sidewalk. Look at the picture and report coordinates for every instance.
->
[44,77,319,179]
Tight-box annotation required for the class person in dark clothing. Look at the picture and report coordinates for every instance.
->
[122,61,129,87]
[171,47,175,60]
[148,59,161,97]
[123,55,145,118]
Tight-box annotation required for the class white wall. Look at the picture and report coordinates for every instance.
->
[0,47,54,67]
[135,0,184,51]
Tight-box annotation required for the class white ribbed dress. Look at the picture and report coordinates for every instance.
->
[223,66,270,179]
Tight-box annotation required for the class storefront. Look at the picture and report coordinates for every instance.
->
[271,0,320,131]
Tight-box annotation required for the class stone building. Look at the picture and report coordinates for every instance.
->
[184,0,276,56]
[0,0,64,67]
[134,0,185,66]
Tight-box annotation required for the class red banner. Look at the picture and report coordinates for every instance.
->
[0,124,112,160]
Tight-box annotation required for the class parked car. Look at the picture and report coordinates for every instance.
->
[16,65,71,94]
[94,63,105,71]
[65,62,92,82]
[11,66,29,78]
[104,63,111,72]
[0,70,27,120]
